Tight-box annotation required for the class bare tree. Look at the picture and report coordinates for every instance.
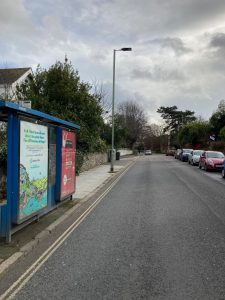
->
[146,123,164,137]
[117,100,147,149]
[91,79,111,120]
[143,123,167,152]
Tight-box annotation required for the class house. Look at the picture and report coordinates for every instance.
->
[0,67,32,102]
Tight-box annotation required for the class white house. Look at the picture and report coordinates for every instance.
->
[0,67,32,102]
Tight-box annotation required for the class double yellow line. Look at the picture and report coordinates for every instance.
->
[0,162,134,300]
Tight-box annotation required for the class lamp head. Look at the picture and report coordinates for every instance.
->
[120,48,132,51]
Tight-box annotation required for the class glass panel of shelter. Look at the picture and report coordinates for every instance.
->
[0,121,7,206]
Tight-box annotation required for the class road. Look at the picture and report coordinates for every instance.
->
[4,155,225,299]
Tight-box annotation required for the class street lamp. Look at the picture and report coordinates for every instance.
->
[110,47,132,172]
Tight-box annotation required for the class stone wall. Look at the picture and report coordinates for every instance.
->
[79,152,108,173]
[79,150,133,173]
[117,149,133,156]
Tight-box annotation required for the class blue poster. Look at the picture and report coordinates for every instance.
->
[19,121,48,221]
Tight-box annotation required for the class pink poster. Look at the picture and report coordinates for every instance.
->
[61,130,76,199]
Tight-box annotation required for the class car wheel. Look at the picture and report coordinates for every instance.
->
[205,163,208,171]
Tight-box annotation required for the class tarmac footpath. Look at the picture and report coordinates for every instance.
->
[0,157,135,277]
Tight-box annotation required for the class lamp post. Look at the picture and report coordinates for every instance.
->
[110,47,132,172]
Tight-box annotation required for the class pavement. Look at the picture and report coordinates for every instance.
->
[0,156,135,274]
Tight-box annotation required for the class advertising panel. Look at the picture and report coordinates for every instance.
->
[60,130,76,199]
[19,121,48,222]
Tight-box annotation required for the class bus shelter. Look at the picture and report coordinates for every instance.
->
[0,100,80,242]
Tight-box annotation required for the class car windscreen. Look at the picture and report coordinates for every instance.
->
[193,151,203,156]
[207,152,224,158]
[183,149,192,153]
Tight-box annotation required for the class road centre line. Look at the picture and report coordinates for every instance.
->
[0,162,135,300]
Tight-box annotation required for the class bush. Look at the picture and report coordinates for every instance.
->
[0,144,7,162]
[76,150,85,175]
[210,141,225,153]
[219,126,225,141]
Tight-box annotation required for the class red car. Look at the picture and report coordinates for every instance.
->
[199,151,225,171]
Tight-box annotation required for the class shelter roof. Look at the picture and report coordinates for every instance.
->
[0,100,80,130]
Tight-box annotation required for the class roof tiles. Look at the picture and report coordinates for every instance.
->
[0,68,31,85]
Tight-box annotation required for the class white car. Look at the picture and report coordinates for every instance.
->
[145,150,152,155]
[188,150,204,165]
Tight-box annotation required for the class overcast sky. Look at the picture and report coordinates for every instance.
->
[1,0,225,123]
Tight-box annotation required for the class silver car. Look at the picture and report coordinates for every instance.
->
[188,150,204,165]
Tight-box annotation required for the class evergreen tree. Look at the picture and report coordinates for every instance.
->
[16,60,106,152]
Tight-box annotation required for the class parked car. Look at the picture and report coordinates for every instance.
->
[145,149,152,155]
[188,150,204,165]
[166,149,176,156]
[199,151,225,171]
[180,149,193,162]
[174,149,182,159]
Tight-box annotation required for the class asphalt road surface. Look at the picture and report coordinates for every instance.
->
[12,155,225,299]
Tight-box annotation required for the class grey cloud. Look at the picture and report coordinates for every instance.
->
[25,0,223,47]
[1,0,225,123]
[90,49,108,62]
[0,0,34,36]
[132,66,186,82]
[196,32,225,74]
[146,37,192,55]
[159,0,225,36]
[209,32,225,48]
